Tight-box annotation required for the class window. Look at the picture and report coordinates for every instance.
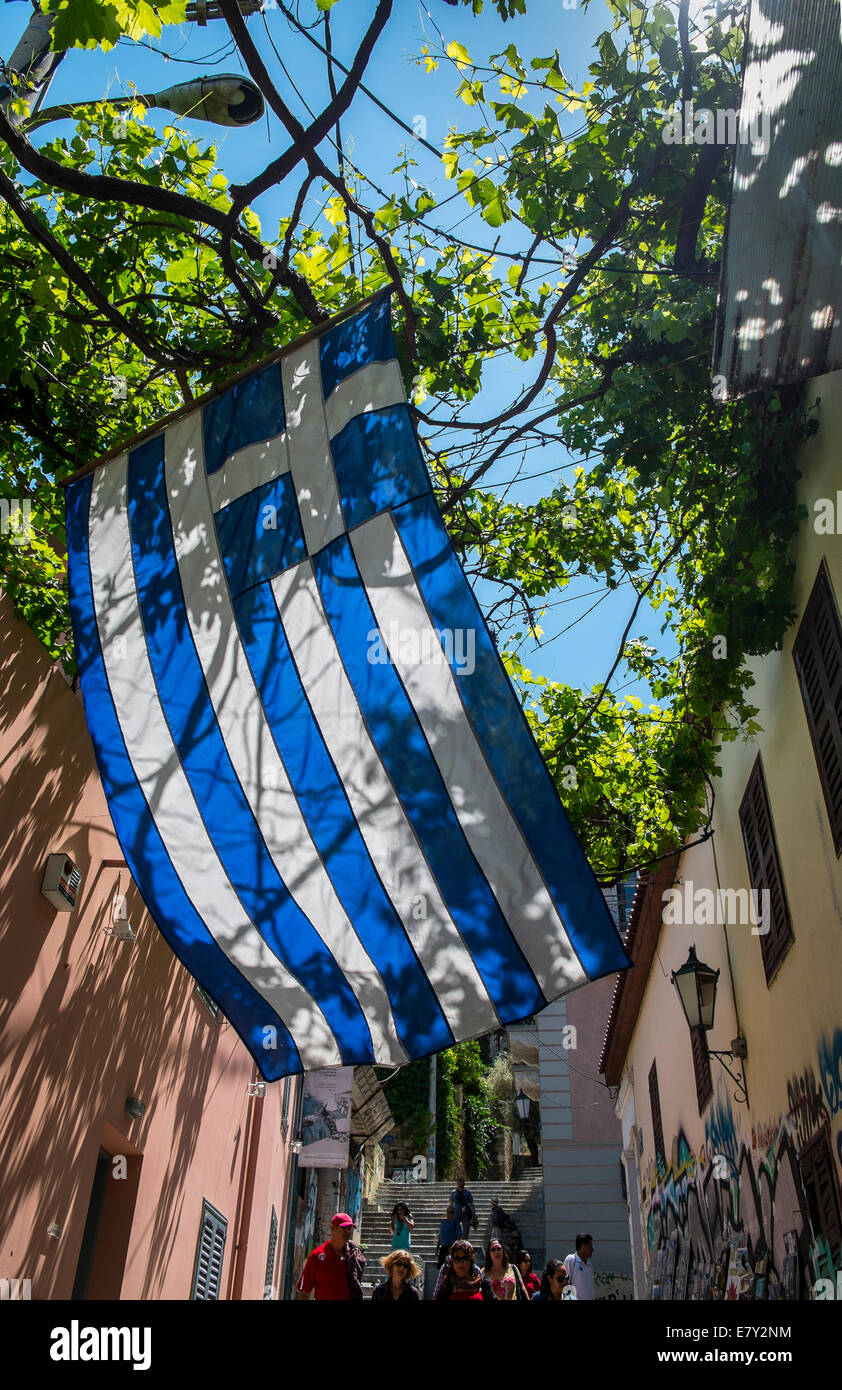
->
[690,1026,712,1113]
[738,755,794,983]
[648,1060,666,1178]
[191,1200,227,1300]
[194,984,221,1023]
[793,562,842,852]
[265,1207,279,1294]
[799,1128,842,1264]
[281,1075,291,1135]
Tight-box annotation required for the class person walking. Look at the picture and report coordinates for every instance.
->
[390,1201,415,1251]
[437,1204,462,1267]
[517,1251,542,1298]
[296,1213,366,1300]
[371,1250,421,1301]
[483,1238,528,1300]
[564,1234,595,1300]
[489,1197,509,1240]
[450,1176,475,1239]
[531,1258,571,1301]
[433,1239,494,1300]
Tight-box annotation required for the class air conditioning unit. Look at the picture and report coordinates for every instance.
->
[41,854,82,911]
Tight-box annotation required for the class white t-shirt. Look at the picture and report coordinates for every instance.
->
[564,1252,595,1300]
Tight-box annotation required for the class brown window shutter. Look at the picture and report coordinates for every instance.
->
[648,1060,666,1178]
[793,562,842,852]
[799,1129,842,1265]
[739,755,794,984]
[690,1026,712,1113]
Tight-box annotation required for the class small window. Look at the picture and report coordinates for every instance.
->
[738,756,794,983]
[265,1207,279,1294]
[194,983,221,1023]
[793,562,842,852]
[191,1200,227,1300]
[648,1060,666,1178]
[690,1026,712,1113]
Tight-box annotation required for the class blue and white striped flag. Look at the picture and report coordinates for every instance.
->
[66,293,629,1080]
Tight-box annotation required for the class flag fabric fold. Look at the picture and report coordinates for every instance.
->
[66,292,629,1080]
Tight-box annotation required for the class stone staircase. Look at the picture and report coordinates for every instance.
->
[359,1172,545,1297]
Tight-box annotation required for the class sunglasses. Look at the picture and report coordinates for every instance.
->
[393,1261,410,1270]
[552,1272,567,1281]
[452,1254,471,1262]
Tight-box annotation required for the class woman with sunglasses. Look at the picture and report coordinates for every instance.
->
[483,1239,529,1300]
[531,1257,570,1301]
[433,1239,494,1300]
[372,1249,421,1300]
[517,1251,542,1298]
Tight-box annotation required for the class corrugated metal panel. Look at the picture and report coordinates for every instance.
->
[714,0,842,397]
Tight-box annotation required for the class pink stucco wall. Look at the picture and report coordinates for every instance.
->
[0,594,299,1299]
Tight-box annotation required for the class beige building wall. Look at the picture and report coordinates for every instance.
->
[617,372,842,1296]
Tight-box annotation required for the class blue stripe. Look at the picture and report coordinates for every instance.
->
[203,361,285,476]
[65,474,302,1081]
[393,493,631,979]
[330,405,431,532]
[234,582,454,1058]
[311,534,547,1022]
[126,435,376,1064]
[320,292,393,398]
[214,472,307,596]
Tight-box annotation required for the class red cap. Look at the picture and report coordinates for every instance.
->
[331,1213,355,1230]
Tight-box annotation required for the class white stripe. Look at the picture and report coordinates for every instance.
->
[86,454,342,1069]
[165,413,408,1067]
[208,432,290,513]
[271,558,500,1039]
[324,360,406,441]
[282,342,345,552]
[350,511,588,999]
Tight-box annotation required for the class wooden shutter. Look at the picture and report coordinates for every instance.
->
[648,1060,666,1178]
[738,756,794,983]
[191,1200,227,1300]
[265,1206,279,1292]
[690,1026,712,1113]
[281,1076,291,1134]
[799,1129,842,1264]
[793,563,842,852]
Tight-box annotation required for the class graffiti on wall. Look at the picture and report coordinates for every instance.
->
[641,1028,842,1295]
[594,1270,634,1301]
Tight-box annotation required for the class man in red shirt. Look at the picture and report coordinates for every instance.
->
[296,1213,364,1300]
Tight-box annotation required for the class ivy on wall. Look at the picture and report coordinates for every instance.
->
[436,1041,497,1181]
[377,1057,433,1155]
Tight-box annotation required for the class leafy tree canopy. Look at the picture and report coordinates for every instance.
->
[0,0,815,882]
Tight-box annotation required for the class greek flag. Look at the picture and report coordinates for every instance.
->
[66,293,629,1080]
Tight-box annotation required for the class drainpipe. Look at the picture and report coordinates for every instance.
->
[230,1066,265,1300]
[428,1052,437,1180]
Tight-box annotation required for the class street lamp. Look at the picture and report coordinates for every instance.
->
[515,1090,530,1122]
[28,75,265,131]
[671,945,749,1104]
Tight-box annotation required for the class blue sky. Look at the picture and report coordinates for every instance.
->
[0,0,675,701]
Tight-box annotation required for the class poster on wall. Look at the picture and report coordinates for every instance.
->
[300,1066,353,1169]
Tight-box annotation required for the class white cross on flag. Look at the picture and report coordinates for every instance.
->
[66,292,629,1079]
